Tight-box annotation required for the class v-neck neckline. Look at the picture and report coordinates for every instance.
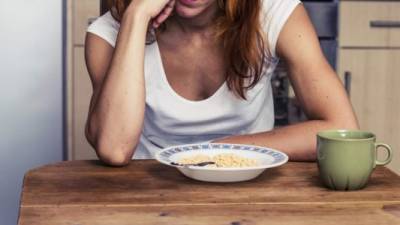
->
[153,39,228,105]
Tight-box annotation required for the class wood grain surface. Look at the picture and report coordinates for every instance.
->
[19,204,400,225]
[18,160,400,224]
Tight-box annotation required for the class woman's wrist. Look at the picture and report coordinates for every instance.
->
[123,3,152,24]
[120,9,152,37]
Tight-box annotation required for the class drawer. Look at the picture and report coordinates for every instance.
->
[73,0,100,45]
[339,2,400,48]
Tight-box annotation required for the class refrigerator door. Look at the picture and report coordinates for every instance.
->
[304,2,338,38]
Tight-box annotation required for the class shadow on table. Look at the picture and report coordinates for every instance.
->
[85,160,326,189]
[146,164,285,186]
[308,174,325,189]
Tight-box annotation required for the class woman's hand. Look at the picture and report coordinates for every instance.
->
[126,0,175,28]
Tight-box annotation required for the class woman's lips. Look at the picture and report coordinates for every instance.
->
[178,0,198,7]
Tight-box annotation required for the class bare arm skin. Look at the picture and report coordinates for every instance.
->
[85,1,175,166]
[215,5,359,161]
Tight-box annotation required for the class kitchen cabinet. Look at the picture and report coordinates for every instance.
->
[67,0,100,159]
[72,47,98,159]
[73,0,100,45]
[338,1,400,174]
[339,1,400,48]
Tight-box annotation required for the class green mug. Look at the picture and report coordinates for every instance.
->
[317,130,393,191]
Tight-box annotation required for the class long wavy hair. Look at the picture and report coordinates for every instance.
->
[107,0,269,99]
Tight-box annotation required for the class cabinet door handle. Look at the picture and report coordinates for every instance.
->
[370,20,400,28]
[344,71,351,96]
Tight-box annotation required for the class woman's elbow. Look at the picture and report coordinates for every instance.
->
[85,122,134,167]
[97,149,132,167]
[94,139,134,166]
[330,116,360,131]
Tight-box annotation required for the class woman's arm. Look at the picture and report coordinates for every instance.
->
[214,5,359,161]
[85,1,174,166]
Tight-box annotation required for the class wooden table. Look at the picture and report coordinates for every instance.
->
[18,160,400,225]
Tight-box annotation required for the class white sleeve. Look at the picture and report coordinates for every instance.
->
[262,0,302,58]
[87,11,120,47]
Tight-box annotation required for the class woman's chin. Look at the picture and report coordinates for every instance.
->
[174,4,203,18]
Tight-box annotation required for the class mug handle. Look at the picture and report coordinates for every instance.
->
[375,143,393,166]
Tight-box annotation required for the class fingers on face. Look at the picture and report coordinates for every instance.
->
[153,0,175,28]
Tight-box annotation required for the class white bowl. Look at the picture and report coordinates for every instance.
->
[155,143,289,182]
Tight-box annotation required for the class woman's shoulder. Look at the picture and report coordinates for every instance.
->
[87,11,120,47]
[262,0,301,9]
[261,0,302,58]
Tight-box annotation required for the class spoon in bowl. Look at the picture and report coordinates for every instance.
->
[170,161,216,167]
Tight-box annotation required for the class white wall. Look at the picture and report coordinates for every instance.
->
[0,0,64,224]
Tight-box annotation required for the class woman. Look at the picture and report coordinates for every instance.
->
[85,0,358,166]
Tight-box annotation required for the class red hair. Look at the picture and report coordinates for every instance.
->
[108,0,268,99]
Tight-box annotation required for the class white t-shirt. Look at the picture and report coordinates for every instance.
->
[87,0,301,159]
